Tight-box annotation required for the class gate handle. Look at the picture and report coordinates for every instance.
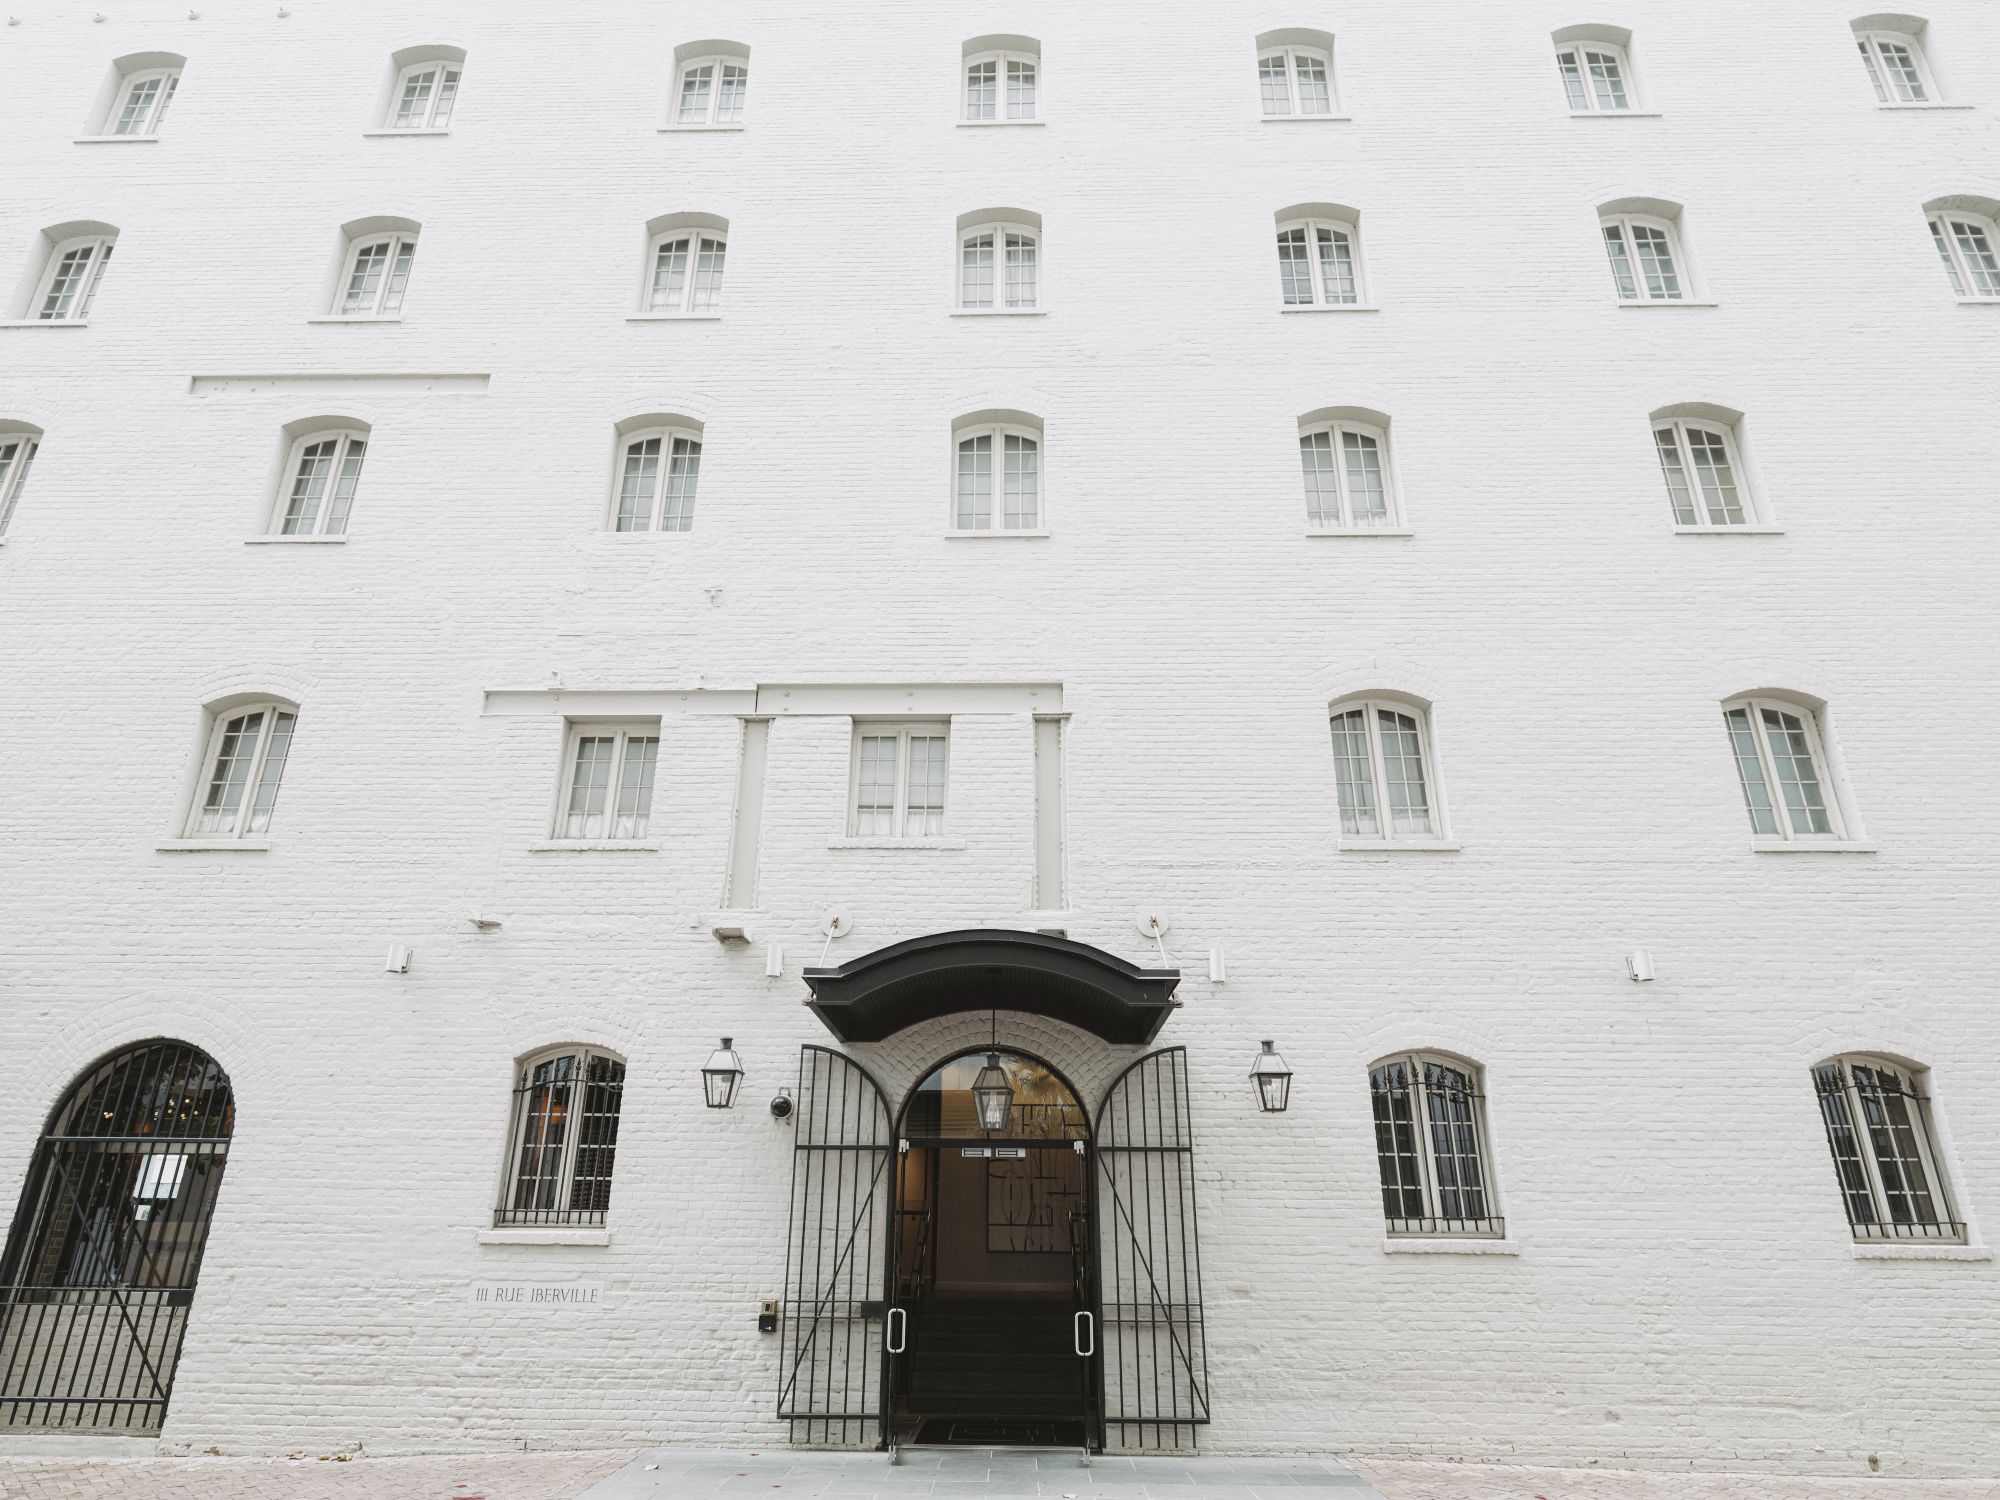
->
[887,1306,907,1354]
[1073,1310,1094,1357]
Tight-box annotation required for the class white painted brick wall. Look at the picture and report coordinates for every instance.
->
[0,0,1996,1478]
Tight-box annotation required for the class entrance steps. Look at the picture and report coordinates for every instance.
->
[904,1298,1084,1420]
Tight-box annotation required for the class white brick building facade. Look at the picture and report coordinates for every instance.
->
[1,0,1996,1477]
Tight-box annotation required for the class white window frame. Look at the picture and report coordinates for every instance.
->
[1855,29,1938,105]
[1258,45,1337,117]
[951,421,1042,533]
[1327,698,1443,845]
[185,702,297,839]
[32,235,116,323]
[1652,418,1755,529]
[609,424,703,532]
[1600,212,1687,301]
[848,722,951,839]
[386,59,460,130]
[963,48,1039,123]
[272,428,368,537]
[1556,40,1635,112]
[1927,209,2000,300]
[1368,1053,1503,1238]
[108,66,181,136]
[1276,215,1365,308]
[553,722,662,841]
[333,231,417,318]
[643,228,727,315]
[1811,1056,1963,1244]
[1299,419,1397,530]
[957,219,1039,312]
[1721,696,1848,843]
[672,54,749,128]
[496,1046,627,1227]
[0,432,39,537]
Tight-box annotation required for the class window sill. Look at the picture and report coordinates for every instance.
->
[657,123,746,133]
[244,535,347,545]
[362,128,451,137]
[1673,524,1785,535]
[0,320,88,329]
[74,134,160,143]
[1306,526,1414,538]
[950,309,1047,318]
[1955,297,2000,306]
[306,315,403,324]
[1751,839,1877,854]
[1877,102,1973,111]
[477,1228,612,1247]
[1850,1242,1986,1261]
[1568,110,1664,118]
[526,839,662,852]
[625,312,724,322]
[1340,838,1462,852]
[1260,113,1353,123]
[157,839,271,852]
[828,837,969,851]
[957,119,1047,128]
[1280,303,1380,313]
[945,528,1049,539]
[1617,300,1720,308]
[1383,1237,1519,1255]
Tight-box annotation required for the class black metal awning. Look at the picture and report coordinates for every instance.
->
[802,929,1181,1045]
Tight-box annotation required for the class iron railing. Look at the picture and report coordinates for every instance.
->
[494,1050,624,1228]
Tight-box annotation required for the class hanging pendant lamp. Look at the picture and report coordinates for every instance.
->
[970,1011,1014,1133]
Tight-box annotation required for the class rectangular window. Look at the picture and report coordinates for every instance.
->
[189,706,296,838]
[849,723,950,838]
[557,724,661,839]
[280,434,366,536]
[1004,234,1037,308]
[1331,703,1436,840]
[38,241,113,321]
[1006,60,1037,119]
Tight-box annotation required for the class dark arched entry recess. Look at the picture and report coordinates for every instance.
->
[0,1040,235,1432]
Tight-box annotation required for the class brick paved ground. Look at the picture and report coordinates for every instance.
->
[1348,1461,2000,1500]
[0,1449,637,1500]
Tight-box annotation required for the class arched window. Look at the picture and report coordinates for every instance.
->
[1256,29,1338,118]
[672,40,749,127]
[0,1040,235,1433]
[496,1047,627,1227]
[23,222,118,322]
[331,217,419,318]
[187,700,298,838]
[1923,196,2000,300]
[379,45,463,131]
[1328,695,1440,841]
[963,35,1039,123]
[1852,16,1939,103]
[1721,694,1848,842]
[270,420,369,536]
[1599,198,1690,302]
[1811,1056,1962,1242]
[0,421,42,537]
[610,415,703,531]
[951,410,1042,533]
[1369,1053,1502,1237]
[642,213,728,315]
[1553,25,1637,113]
[1650,405,1759,529]
[99,52,185,137]
[957,210,1040,311]
[1298,408,1397,529]
[1276,204,1364,308]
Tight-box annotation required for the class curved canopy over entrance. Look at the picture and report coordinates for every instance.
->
[803,929,1179,1045]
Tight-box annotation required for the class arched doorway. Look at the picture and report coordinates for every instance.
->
[888,1049,1092,1447]
[0,1040,235,1432]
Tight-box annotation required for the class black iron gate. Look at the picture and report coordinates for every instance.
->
[1094,1046,1208,1451]
[777,1045,893,1447]
[0,1040,236,1433]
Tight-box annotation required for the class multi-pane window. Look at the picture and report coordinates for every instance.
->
[388,59,460,129]
[1855,30,1935,103]
[1260,47,1334,116]
[497,1048,627,1228]
[1812,1057,1962,1242]
[850,723,950,838]
[0,432,39,537]
[277,430,367,536]
[33,235,116,322]
[1927,210,2000,300]
[965,50,1037,121]
[1299,420,1394,529]
[675,55,749,126]
[1329,699,1438,840]
[954,423,1040,531]
[959,220,1038,310]
[556,724,660,840]
[1653,418,1749,528]
[1722,697,1845,842]
[1601,213,1684,301]
[1277,216,1360,306]
[110,67,180,135]
[612,426,702,532]
[335,233,417,316]
[647,230,727,314]
[1556,42,1632,111]
[187,703,296,839]
[1370,1054,1503,1237]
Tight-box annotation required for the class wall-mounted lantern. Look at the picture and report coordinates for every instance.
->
[971,1052,1014,1132]
[703,1037,745,1109]
[1249,1039,1293,1113]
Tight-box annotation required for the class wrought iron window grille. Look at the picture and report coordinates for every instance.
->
[493,1049,625,1229]
[1812,1059,1964,1244]
[1369,1055,1501,1237]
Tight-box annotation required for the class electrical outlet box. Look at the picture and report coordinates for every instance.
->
[758,1298,778,1333]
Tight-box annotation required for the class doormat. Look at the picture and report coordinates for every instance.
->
[912,1418,1087,1446]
